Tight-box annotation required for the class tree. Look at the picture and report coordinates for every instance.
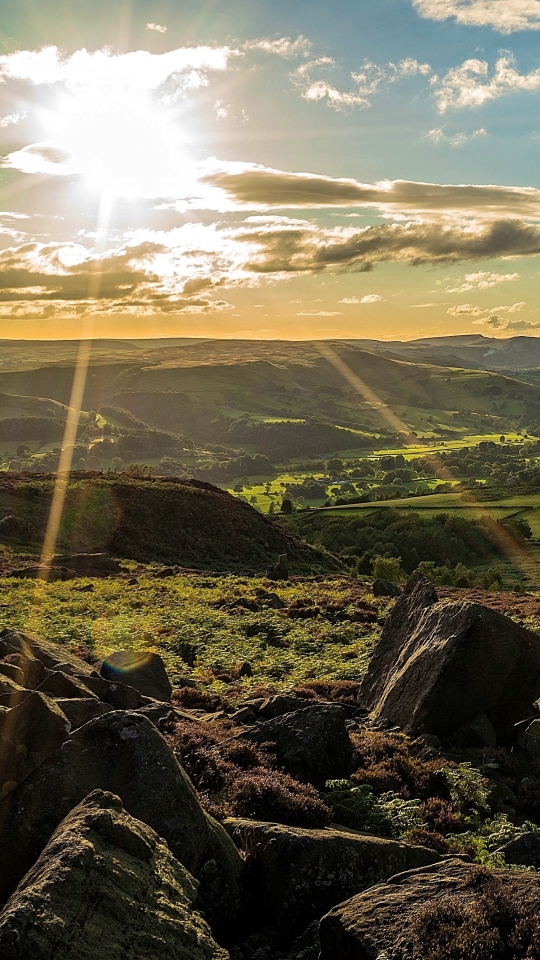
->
[371,555,405,584]
[281,498,293,514]
[268,502,275,515]
[16,444,31,458]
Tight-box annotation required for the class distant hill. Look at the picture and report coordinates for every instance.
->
[0,474,335,573]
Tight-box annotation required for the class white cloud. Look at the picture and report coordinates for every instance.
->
[426,126,486,146]
[448,299,526,316]
[447,270,519,291]
[339,294,383,304]
[244,36,312,57]
[0,111,26,128]
[413,0,540,34]
[291,57,431,111]
[296,309,342,316]
[146,23,167,33]
[433,55,540,112]
[473,315,539,331]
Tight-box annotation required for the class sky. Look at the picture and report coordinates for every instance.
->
[1,1,540,340]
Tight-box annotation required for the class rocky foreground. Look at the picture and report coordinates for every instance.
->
[3,574,540,958]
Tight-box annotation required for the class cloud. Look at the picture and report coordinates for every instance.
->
[447,270,520,291]
[146,23,167,33]
[243,35,312,57]
[433,55,540,112]
[203,163,540,219]
[426,127,486,147]
[296,309,342,315]
[473,315,540,331]
[0,111,26,128]
[448,299,526,317]
[291,57,431,111]
[413,0,540,34]
[340,293,384,304]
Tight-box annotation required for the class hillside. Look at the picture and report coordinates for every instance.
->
[0,474,334,573]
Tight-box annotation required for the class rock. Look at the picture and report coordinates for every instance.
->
[0,692,71,799]
[100,650,172,702]
[0,710,243,932]
[452,713,497,749]
[136,701,175,729]
[496,832,540,869]
[0,628,97,677]
[1,654,48,689]
[519,718,540,759]
[37,671,98,701]
[76,673,141,709]
[10,553,121,581]
[225,818,440,935]
[0,662,24,685]
[254,590,285,609]
[358,573,540,745]
[55,698,112,730]
[237,661,253,678]
[241,704,352,787]
[319,858,540,960]
[258,694,306,720]
[372,578,401,598]
[0,790,228,960]
[0,674,28,701]
[487,779,517,813]
[230,707,257,725]
[266,554,289,581]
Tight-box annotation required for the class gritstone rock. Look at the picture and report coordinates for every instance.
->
[319,858,540,960]
[0,691,70,799]
[358,573,540,744]
[225,818,440,934]
[0,790,229,960]
[0,710,243,932]
[100,650,172,702]
[241,704,352,787]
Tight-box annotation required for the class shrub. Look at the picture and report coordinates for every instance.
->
[172,686,222,712]
[350,729,451,802]
[229,770,331,828]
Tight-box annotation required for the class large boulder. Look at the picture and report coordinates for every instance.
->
[225,819,440,934]
[100,650,172,702]
[0,790,228,960]
[358,574,540,744]
[319,858,540,960]
[76,673,142,709]
[241,704,352,787]
[0,710,243,933]
[0,692,70,799]
[37,671,98,700]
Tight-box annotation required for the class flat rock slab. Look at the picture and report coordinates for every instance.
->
[0,628,98,678]
[0,790,228,960]
[225,818,440,934]
[358,574,540,744]
[319,858,540,960]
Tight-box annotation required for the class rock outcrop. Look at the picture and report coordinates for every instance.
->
[0,790,228,960]
[0,710,243,932]
[358,573,540,744]
[319,858,540,960]
[0,691,70,799]
[225,819,440,934]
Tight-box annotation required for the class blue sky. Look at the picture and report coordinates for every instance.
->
[1,0,540,340]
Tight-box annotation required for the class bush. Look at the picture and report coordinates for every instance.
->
[371,555,405,584]
[230,770,331,827]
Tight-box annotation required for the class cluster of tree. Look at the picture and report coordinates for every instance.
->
[0,417,64,441]
[193,454,275,482]
[294,509,531,576]
[226,418,371,458]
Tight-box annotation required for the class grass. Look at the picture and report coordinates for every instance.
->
[0,572,381,694]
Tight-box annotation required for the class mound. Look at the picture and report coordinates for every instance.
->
[0,474,333,573]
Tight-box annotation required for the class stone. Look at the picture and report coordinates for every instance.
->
[225,818,440,935]
[100,650,172,702]
[0,674,28,701]
[372,578,401,598]
[452,713,497,749]
[55,698,112,730]
[37,671,98,701]
[136,701,175,729]
[0,710,243,933]
[358,573,540,745]
[0,662,24,685]
[0,628,97,677]
[520,718,540,759]
[496,832,540,869]
[0,790,228,960]
[319,858,540,960]
[241,704,352,787]
[76,673,141,709]
[9,553,121,581]
[258,694,306,720]
[230,707,257,725]
[0,692,71,799]
[1,654,48,689]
